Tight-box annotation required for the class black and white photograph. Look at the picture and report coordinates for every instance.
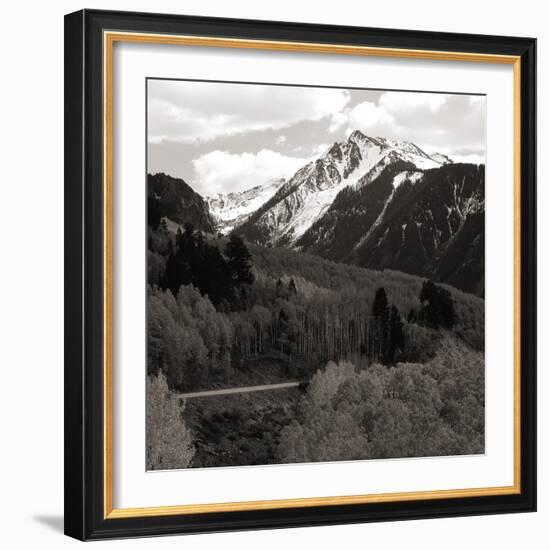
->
[146,79,486,470]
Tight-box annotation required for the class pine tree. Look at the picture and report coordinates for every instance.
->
[372,287,390,362]
[388,305,405,364]
[420,280,455,329]
[288,278,298,295]
[225,234,254,287]
[161,247,192,297]
[276,278,286,298]
[373,287,390,319]
[148,195,162,229]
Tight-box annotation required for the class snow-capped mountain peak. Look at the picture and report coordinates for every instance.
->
[217,132,454,245]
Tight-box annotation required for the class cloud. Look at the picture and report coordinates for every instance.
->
[328,110,348,133]
[450,153,486,164]
[329,91,485,154]
[310,143,331,157]
[148,80,350,143]
[148,82,486,189]
[378,91,447,117]
[192,149,308,195]
[347,101,395,133]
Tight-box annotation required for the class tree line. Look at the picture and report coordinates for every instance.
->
[147,223,459,392]
[161,223,254,310]
[148,274,455,393]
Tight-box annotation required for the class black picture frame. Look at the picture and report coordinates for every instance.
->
[64,8,537,541]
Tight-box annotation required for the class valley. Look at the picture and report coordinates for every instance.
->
[146,130,486,470]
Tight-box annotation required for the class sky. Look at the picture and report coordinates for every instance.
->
[147,79,486,197]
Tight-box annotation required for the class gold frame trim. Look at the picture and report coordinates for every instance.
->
[103,31,522,520]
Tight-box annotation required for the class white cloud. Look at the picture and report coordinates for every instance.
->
[379,91,446,115]
[328,110,349,133]
[310,143,330,157]
[327,91,484,155]
[329,100,397,138]
[348,101,395,132]
[192,149,308,195]
[451,153,486,164]
[148,82,486,185]
[148,80,350,143]
[334,92,447,137]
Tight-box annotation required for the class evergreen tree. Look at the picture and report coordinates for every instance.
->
[288,278,298,295]
[276,278,286,299]
[177,223,197,264]
[388,305,405,364]
[160,223,233,306]
[224,234,255,309]
[373,287,390,319]
[161,243,192,297]
[372,287,391,362]
[195,243,232,307]
[148,195,162,229]
[225,234,254,288]
[420,280,455,329]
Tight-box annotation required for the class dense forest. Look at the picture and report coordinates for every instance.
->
[146,176,485,469]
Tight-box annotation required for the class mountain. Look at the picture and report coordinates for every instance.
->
[151,131,485,296]
[295,161,484,296]
[236,131,448,247]
[148,172,216,233]
[429,152,454,165]
[346,163,485,295]
[205,178,286,234]
[229,131,484,295]
[295,159,422,261]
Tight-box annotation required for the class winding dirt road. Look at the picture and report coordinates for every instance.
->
[179,381,300,399]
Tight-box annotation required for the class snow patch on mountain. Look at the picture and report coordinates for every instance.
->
[392,170,423,189]
[353,188,396,252]
[206,177,285,234]
[276,177,354,243]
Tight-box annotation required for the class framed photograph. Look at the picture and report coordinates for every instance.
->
[64,9,536,540]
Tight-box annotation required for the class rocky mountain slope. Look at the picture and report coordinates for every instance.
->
[236,131,450,247]
[205,178,285,234]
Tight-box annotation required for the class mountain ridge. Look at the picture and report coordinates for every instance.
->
[148,131,484,295]
[236,130,452,247]
[205,177,286,235]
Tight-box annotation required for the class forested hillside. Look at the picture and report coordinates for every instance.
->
[146,172,485,470]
